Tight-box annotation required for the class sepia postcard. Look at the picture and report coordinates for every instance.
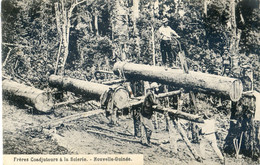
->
[1,0,259,164]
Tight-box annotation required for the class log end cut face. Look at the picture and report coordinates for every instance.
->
[229,79,243,102]
[113,87,130,109]
[34,92,54,112]
[2,79,54,113]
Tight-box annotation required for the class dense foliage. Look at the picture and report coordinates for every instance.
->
[2,0,259,90]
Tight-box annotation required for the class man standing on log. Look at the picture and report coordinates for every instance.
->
[158,18,180,67]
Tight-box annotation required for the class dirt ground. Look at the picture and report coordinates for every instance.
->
[2,99,260,165]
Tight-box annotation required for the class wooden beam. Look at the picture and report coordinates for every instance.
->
[156,89,182,98]
[153,105,204,123]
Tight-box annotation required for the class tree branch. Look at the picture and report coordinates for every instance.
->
[2,43,32,48]
[3,48,12,67]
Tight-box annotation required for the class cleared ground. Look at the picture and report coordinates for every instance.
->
[2,99,259,165]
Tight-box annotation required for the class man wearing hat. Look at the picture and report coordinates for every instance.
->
[158,18,180,67]
[141,82,160,146]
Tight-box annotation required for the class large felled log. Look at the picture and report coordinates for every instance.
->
[2,79,53,112]
[49,75,110,101]
[49,75,129,109]
[113,62,243,101]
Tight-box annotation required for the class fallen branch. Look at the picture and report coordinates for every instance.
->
[41,109,104,129]
[86,129,141,143]
[2,42,32,48]
[2,48,12,67]
[54,99,80,107]
[96,70,114,74]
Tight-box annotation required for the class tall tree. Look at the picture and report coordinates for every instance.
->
[54,0,94,75]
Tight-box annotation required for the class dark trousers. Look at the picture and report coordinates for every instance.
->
[133,108,142,137]
[160,40,178,66]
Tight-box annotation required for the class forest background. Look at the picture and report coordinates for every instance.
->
[2,0,259,91]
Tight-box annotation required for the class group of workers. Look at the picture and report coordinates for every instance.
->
[85,17,254,162]
[130,79,224,161]
[129,17,236,161]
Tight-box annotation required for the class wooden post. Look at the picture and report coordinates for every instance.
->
[167,115,178,153]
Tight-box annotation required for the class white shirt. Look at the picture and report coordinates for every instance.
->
[158,26,179,40]
[200,118,215,134]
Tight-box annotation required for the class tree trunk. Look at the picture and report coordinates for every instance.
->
[56,0,89,74]
[203,0,208,17]
[131,0,141,59]
[49,75,110,101]
[48,75,130,109]
[54,2,62,74]
[113,62,243,101]
[94,12,99,35]
[224,94,260,160]
[132,0,139,19]
[152,25,155,65]
[2,79,54,112]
